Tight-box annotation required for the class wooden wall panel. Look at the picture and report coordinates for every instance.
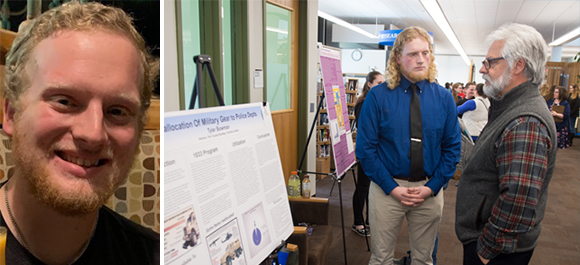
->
[0,29,17,65]
[269,0,300,185]
[546,62,580,88]
[272,111,297,184]
[145,99,160,130]
[267,0,294,11]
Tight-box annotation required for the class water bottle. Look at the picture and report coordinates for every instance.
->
[302,175,311,198]
[287,171,301,199]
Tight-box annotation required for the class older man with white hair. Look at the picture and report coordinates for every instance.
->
[455,23,557,265]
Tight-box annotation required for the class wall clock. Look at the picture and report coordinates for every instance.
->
[351,49,363,61]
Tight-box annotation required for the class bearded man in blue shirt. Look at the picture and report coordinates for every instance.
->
[355,26,461,265]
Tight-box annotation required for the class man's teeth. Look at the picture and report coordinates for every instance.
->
[63,154,99,167]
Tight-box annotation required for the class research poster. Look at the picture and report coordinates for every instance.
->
[319,47,356,178]
[164,103,294,265]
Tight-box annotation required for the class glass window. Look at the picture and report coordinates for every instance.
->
[222,0,233,106]
[265,3,291,111]
[179,0,201,109]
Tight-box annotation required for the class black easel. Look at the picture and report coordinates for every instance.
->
[189,55,225,109]
[296,92,363,264]
[324,105,370,252]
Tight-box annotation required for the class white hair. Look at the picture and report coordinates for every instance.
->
[485,23,548,85]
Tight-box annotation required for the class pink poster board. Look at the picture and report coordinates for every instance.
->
[319,47,356,179]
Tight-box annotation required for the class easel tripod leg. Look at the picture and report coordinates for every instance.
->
[329,178,336,196]
[338,178,348,265]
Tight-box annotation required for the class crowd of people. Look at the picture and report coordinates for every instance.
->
[350,22,568,265]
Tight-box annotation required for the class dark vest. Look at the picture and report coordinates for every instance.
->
[455,81,558,253]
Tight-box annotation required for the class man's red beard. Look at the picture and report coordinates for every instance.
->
[406,68,429,83]
[11,123,135,216]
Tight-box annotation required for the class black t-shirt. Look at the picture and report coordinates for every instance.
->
[2,206,160,264]
[354,99,364,129]
[568,95,579,118]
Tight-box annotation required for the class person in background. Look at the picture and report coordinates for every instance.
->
[1,2,160,264]
[549,85,557,101]
[445,82,452,92]
[458,83,466,98]
[456,82,477,120]
[540,83,552,102]
[452,83,465,103]
[567,84,579,145]
[456,23,557,265]
[356,26,461,265]
[351,70,384,237]
[457,83,490,142]
[456,82,476,107]
[547,86,571,149]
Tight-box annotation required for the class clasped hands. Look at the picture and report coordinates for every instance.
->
[390,186,433,207]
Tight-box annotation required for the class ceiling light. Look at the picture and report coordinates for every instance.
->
[318,11,378,39]
[420,0,470,66]
[549,27,580,46]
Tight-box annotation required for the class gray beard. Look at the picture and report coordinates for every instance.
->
[482,67,511,99]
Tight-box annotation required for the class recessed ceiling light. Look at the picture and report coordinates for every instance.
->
[549,27,580,46]
[420,0,470,66]
[318,11,378,39]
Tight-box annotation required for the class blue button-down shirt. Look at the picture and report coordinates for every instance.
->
[355,76,461,196]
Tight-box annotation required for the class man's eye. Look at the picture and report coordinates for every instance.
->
[107,106,136,125]
[50,96,76,110]
[57,98,70,106]
[109,108,128,117]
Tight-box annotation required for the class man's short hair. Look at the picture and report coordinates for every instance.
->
[4,1,159,130]
[385,26,437,89]
[465,82,476,88]
[484,23,548,85]
[475,83,487,98]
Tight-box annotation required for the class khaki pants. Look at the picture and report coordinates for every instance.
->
[368,179,444,265]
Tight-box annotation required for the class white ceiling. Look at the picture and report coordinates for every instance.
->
[318,0,580,59]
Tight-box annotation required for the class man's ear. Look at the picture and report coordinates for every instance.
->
[3,99,16,137]
[513,58,526,76]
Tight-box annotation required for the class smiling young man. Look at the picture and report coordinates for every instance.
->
[455,23,557,265]
[456,82,476,108]
[355,26,461,265]
[1,2,159,264]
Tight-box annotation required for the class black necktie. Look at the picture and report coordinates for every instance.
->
[409,84,424,181]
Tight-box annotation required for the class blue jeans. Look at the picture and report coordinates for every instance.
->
[569,116,576,137]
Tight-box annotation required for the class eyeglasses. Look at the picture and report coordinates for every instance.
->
[482,57,504,70]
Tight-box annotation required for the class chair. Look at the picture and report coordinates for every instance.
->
[286,197,333,265]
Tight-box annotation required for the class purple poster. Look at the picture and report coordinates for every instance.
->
[319,47,356,179]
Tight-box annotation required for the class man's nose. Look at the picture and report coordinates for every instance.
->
[72,103,107,151]
[479,65,487,74]
[417,56,424,64]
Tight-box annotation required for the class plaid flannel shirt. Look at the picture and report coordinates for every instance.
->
[477,116,552,259]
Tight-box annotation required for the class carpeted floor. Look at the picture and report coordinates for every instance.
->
[315,142,579,265]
